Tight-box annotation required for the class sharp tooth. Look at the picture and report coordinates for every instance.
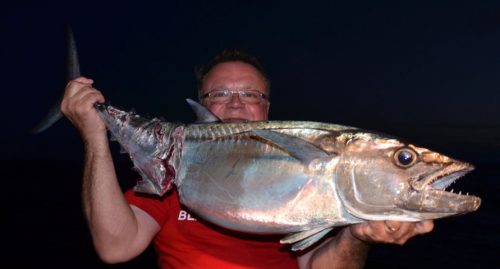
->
[459,191,462,195]
[450,189,454,193]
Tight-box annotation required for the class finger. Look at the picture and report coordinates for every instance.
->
[384,220,402,233]
[415,220,434,234]
[62,87,104,115]
[354,221,393,243]
[364,221,391,242]
[371,221,411,244]
[72,88,105,107]
[64,81,92,99]
[396,221,435,245]
[68,82,101,99]
[349,222,373,242]
[73,76,94,84]
[394,222,412,234]
[64,77,94,97]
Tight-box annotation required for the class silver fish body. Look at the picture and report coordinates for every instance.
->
[177,122,360,235]
[95,103,481,250]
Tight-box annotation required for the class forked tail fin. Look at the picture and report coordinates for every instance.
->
[31,24,81,133]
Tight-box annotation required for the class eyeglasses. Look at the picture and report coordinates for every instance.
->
[200,89,268,104]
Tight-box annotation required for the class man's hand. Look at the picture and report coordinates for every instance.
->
[299,220,434,268]
[350,220,434,245]
[60,76,106,141]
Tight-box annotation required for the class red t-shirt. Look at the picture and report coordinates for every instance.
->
[125,188,299,269]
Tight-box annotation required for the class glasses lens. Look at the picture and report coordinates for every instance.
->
[239,90,262,104]
[210,90,230,103]
[206,89,266,104]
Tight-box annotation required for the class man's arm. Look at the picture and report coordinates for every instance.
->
[61,76,160,263]
[298,220,434,269]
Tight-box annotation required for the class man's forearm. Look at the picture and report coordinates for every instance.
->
[82,135,141,262]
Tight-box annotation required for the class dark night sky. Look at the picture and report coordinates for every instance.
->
[2,0,500,162]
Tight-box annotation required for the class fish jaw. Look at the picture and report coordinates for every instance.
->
[398,161,481,217]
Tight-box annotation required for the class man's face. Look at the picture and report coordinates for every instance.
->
[200,61,269,122]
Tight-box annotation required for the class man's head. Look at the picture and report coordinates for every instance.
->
[196,49,270,122]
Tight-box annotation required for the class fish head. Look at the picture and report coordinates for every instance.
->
[335,133,481,221]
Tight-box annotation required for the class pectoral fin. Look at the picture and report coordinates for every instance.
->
[281,226,334,251]
[252,129,331,163]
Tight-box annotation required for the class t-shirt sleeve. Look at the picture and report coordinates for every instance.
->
[124,189,171,226]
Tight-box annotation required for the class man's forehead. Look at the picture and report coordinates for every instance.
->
[202,61,268,91]
[207,61,262,76]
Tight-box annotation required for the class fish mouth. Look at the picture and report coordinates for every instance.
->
[405,162,481,214]
[412,162,474,192]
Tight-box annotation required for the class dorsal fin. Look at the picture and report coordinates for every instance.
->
[186,98,220,123]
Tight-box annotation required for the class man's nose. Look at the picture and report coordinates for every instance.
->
[227,92,244,107]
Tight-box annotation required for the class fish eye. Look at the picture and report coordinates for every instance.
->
[393,147,418,168]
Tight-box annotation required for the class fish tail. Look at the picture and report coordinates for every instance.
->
[31,24,80,134]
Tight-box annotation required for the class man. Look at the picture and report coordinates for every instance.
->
[61,49,434,268]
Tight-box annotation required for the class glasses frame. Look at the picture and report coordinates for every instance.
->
[200,89,268,104]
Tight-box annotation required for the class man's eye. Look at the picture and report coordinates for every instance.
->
[212,91,228,98]
[241,92,258,98]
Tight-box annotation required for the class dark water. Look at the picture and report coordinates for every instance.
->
[3,160,498,268]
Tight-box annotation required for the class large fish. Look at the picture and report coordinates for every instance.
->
[35,26,481,251]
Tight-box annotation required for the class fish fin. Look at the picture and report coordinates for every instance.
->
[31,98,64,133]
[32,24,81,133]
[186,98,221,123]
[133,170,165,195]
[252,129,330,163]
[280,226,331,244]
[281,227,334,251]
